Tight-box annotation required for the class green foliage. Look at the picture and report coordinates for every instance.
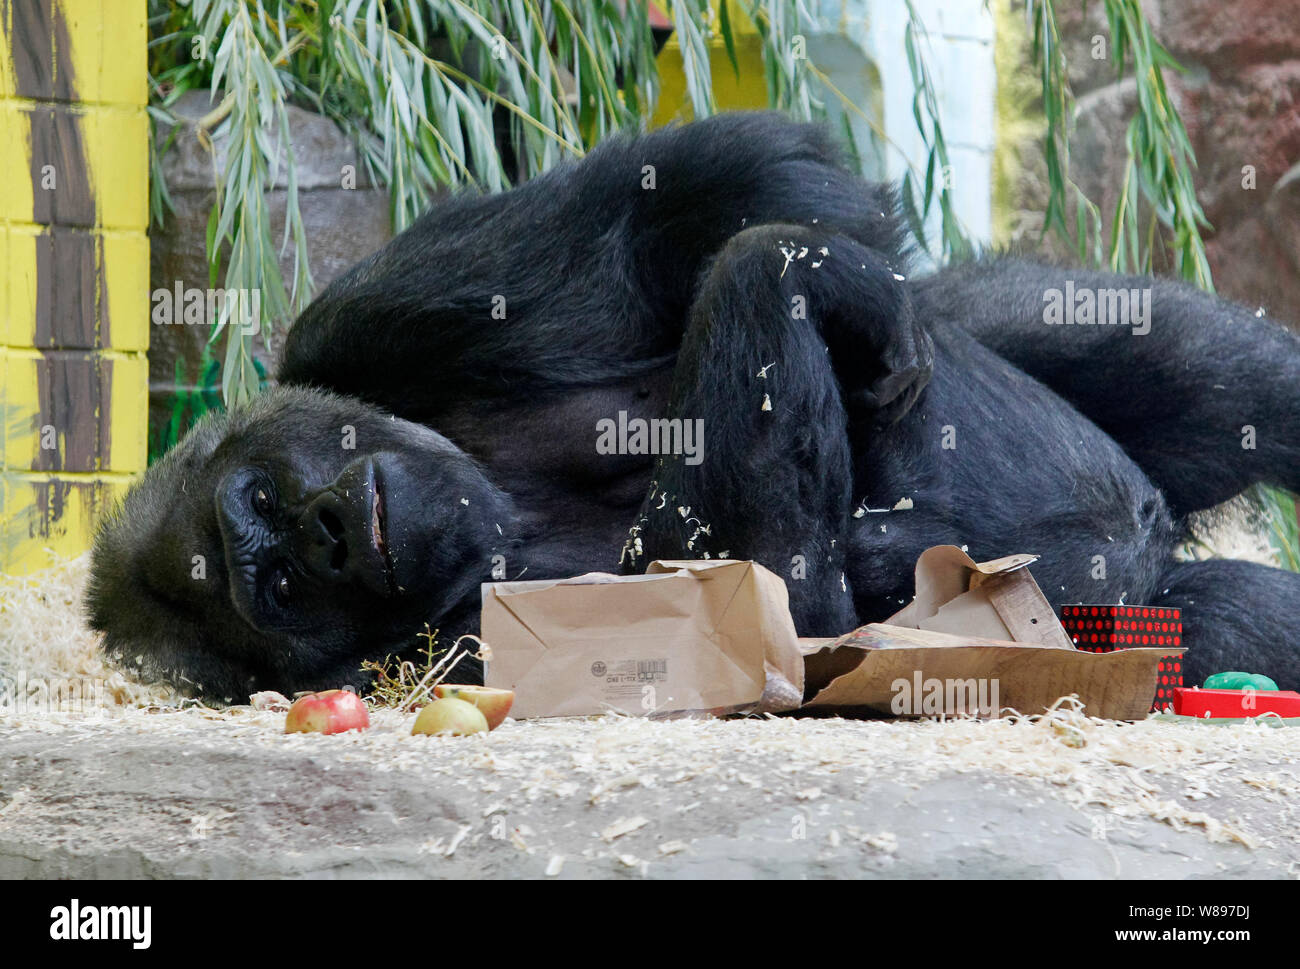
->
[900,0,971,263]
[1260,488,1300,572]
[146,0,827,412]
[1023,0,1212,287]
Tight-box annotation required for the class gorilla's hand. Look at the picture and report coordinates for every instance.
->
[810,237,933,430]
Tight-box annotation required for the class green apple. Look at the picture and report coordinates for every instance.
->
[432,684,514,730]
[412,697,489,736]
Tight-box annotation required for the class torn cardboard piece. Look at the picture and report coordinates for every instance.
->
[802,546,1175,720]
[482,559,803,719]
[800,624,1170,720]
[888,546,1074,648]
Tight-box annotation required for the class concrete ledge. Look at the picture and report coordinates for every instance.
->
[1,710,1295,879]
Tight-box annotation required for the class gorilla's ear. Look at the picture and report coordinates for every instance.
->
[83,409,247,697]
[87,504,175,663]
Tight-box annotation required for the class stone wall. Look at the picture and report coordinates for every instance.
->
[996,0,1300,328]
[1160,0,1300,324]
[148,92,392,454]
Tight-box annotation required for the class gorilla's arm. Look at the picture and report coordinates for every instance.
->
[623,223,928,635]
[276,114,904,425]
[913,258,1300,517]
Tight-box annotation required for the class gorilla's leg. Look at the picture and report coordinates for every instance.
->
[1152,560,1300,690]
[622,224,926,636]
[913,259,1300,517]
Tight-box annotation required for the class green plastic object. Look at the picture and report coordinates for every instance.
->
[1202,671,1279,692]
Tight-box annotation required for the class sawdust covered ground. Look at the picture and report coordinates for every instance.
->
[2,556,1298,878]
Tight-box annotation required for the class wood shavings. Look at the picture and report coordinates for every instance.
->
[857,498,915,515]
[1142,799,1258,848]
[4,555,1297,862]
[250,691,291,712]
[601,816,650,841]
[860,830,898,853]
[777,242,811,278]
[444,824,472,856]
[0,555,179,710]
[6,708,1293,858]
[590,773,643,803]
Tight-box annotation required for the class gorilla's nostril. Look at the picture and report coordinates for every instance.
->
[316,506,348,571]
[318,507,345,540]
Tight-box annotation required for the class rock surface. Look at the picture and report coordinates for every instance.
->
[1,710,1296,879]
[998,0,1300,327]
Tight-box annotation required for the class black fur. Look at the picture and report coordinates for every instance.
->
[87,112,1300,700]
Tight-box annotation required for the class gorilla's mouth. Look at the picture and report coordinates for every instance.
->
[369,465,395,588]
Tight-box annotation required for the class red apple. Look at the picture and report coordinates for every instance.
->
[412,697,489,736]
[284,690,371,735]
[432,684,515,730]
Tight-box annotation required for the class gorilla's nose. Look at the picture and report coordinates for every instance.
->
[303,494,349,572]
[296,460,391,593]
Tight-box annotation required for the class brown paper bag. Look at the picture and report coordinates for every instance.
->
[482,560,804,718]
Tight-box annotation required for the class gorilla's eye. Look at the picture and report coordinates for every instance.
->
[272,572,292,607]
[253,487,274,517]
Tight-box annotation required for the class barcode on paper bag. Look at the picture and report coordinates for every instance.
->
[637,659,668,681]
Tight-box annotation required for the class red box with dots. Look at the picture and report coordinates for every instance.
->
[1059,605,1183,713]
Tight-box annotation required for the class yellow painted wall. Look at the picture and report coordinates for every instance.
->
[653,1,770,124]
[0,0,148,574]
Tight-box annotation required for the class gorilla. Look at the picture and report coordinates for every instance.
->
[87,112,1300,701]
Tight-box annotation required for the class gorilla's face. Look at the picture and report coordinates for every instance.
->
[87,387,511,701]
